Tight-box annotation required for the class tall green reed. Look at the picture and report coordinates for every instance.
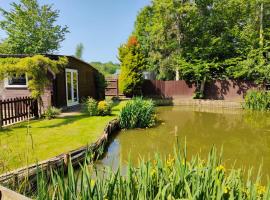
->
[119,97,156,129]
[36,145,270,200]
[244,90,270,111]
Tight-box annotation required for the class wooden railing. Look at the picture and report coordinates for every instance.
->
[0,97,38,127]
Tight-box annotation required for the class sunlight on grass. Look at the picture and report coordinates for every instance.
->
[0,101,126,173]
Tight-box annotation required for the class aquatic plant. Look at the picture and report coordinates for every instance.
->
[244,90,270,111]
[119,97,156,129]
[36,146,270,200]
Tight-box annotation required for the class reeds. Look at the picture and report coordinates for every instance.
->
[36,145,270,200]
[119,97,156,129]
[244,90,270,111]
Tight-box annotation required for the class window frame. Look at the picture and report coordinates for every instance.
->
[4,73,28,88]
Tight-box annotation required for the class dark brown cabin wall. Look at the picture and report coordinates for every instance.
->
[54,57,98,107]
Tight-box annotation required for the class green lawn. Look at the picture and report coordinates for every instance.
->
[0,101,126,174]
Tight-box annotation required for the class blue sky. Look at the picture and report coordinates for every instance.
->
[0,0,150,63]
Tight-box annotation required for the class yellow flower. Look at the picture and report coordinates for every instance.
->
[223,186,230,194]
[216,165,226,172]
[257,184,266,196]
[150,168,157,177]
[98,101,107,110]
[90,179,95,188]
[166,154,175,168]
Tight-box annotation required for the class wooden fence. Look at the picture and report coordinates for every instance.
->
[0,97,38,127]
[105,78,127,98]
[142,80,258,101]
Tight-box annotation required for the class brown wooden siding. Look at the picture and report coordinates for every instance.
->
[53,57,98,108]
[0,55,100,108]
[0,80,52,109]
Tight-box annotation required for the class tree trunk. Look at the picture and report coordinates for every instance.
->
[199,76,207,96]
[259,2,264,48]
[175,69,180,81]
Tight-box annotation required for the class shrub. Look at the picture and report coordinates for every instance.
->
[244,90,270,111]
[44,106,61,120]
[118,36,146,96]
[193,91,204,99]
[37,146,270,199]
[83,97,112,116]
[95,72,106,100]
[83,97,98,116]
[97,100,112,116]
[119,97,156,129]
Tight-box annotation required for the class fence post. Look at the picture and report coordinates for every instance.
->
[116,78,119,97]
[0,100,3,128]
[33,99,39,118]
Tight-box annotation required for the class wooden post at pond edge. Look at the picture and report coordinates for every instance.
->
[0,100,3,128]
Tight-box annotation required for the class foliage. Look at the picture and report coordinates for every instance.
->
[44,106,61,120]
[118,36,146,96]
[0,40,10,54]
[94,72,106,100]
[83,98,112,116]
[244,90,270,111]
[133,0,270,86]
[0,0,69,54]
[97,100,112,116]
[0,55,68,99]
[37,146,270,199]
[119,97,156,129]
[227,48,270,84]
[91,61,120,77]
[75,43,84,59]
[83,97,98,116]
[193,91,204,99]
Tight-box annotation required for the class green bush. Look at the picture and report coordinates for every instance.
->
[95,72,106,100]
[97,100,112,116]
[119,97,156,129]
[118,36,146,96]
[83,97,113,116]
[36,146,270,199]
[193,91,204,99]
[44,106,61,120]
[244,90,270,111]
[83,97,98,116]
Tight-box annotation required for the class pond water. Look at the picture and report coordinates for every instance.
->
[96,106,270,179]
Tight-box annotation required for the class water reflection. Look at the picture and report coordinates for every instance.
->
[96,106,270,179]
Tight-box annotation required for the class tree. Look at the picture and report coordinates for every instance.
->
[0,40,10,54]
[0,0,69,54]
[118,36,146,96]
[133,0,270,96]
[90,61,120,76]
[75,43,84,59]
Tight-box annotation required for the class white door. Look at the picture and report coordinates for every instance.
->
[66,69,79,106]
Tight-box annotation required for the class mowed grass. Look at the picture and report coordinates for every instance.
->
[0,101,126,173]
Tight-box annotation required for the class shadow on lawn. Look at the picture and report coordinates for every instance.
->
[38,115,88,129]
[39,112,119,129]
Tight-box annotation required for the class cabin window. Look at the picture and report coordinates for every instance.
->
[4,74,28,88]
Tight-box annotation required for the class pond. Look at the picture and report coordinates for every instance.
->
[96,106,270,179]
